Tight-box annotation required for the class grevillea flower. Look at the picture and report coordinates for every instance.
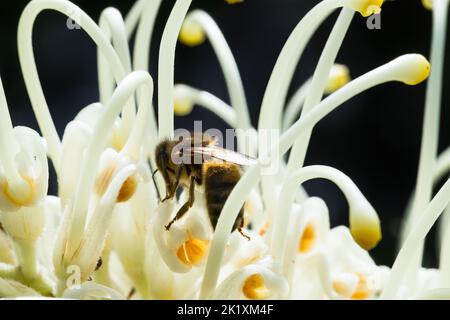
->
[0,0,446,301]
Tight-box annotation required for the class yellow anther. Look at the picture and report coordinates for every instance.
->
[242,274,269,299]
[333,273,371,299]
[358,0,383,17]
[351,274,371,300]
[422,0,433,10]
[176,238,209,266]
[2,176,36,207]
[111,129,126,152]
[349,204,382,250]
[325,64,350,94]
[298,222,316,253]
[96,164,137,203]
[333,280,349,297]
[225,0,244,4]
[116,175,137,203]
[179,20,205,47]
[173,98,194,116]
[350,222,382,251]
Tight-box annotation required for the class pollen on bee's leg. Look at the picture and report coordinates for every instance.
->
[298,222,316,253]
[242,274,269,299]
[176,238,209,266]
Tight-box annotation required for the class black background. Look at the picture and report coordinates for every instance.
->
[0,0,448,267]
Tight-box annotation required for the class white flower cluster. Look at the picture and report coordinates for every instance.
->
[0,0,447,300]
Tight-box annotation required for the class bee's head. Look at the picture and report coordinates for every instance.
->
[155,139,178,196]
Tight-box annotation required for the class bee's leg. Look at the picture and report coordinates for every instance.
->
[237,217,251,241]
[162,165,183,202]
[165,175,196,230]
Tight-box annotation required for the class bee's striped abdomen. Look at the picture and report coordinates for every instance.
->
[204,162,244,231]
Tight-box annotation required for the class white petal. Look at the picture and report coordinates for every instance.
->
[0,127,48,211]
[0,228,16,264]
[0,202,45,243]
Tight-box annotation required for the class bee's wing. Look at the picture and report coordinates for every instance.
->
[189,146,257,166]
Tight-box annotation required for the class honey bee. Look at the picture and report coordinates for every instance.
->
[154,132,256,239]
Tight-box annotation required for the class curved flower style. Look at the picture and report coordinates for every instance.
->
[0,0,447,301]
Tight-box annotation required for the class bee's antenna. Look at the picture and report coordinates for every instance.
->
[148,160,162,202]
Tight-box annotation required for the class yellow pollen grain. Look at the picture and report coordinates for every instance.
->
[332,273,371,299]
[116,175,138,203]
[177,238,209,266]
[242,274,269,300]
[351,274,371,300]
[258,221,270,236]
[351,223,382,251]
[298,222,316,253]
[332,280,349,297]
[2,176,36,207]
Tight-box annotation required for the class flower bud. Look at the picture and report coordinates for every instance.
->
[0,127,48,212]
